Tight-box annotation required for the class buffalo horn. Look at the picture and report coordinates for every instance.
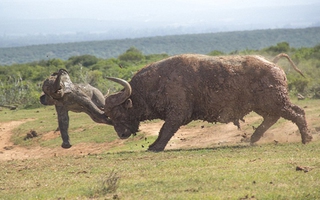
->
[107,77,132,105]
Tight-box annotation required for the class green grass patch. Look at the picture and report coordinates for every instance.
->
[1,142,320,199]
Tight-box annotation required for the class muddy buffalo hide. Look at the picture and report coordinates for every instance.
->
[105,54,312,151]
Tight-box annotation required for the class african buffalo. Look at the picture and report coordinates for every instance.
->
[104,53,312,152]
[40,69,112,148]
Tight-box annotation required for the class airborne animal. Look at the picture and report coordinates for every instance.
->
[40,69,112,148]
[104,53,312,152]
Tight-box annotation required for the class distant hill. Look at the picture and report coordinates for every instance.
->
[1,27,320,65]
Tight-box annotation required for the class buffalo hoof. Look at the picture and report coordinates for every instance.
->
[250,134,262,144]
[61,142,72,149]
[249,142,258,146]
[302,134,313,144]
[147,149,162,153]
[147,146,164,152]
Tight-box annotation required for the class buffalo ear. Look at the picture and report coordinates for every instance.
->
[125,99,133,109]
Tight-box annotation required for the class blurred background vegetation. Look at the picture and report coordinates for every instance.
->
[1,27,320,66]
[1,42,320,109]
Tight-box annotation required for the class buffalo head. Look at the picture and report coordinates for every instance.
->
[105,77,139,139]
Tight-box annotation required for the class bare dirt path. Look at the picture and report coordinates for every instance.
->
[0,121,28,151]
[0,120,118,161]
[0,118,318,161]
[0,120,38,160]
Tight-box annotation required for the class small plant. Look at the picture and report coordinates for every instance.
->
[88,170,121,198]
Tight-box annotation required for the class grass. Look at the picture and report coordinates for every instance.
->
[0,142,320,199]
[86,169,120,198]
[0,99,320,199]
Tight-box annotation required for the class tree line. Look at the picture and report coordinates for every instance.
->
[0,27,320,65]
[0,42,320,109]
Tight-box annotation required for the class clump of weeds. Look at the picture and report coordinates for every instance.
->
[87,170,120,199]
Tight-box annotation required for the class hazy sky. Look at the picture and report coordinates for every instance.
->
[1,0,318,20]
[1,0,319,37]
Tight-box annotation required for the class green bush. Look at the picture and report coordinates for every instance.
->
[118,47,145,63]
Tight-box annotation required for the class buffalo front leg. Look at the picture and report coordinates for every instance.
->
[250,115,279,144]
[148,121,181,152]
[55,106,72,148]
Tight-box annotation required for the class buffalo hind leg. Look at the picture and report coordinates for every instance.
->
[250,115,279,144]
[148,120,181,152]
[280,104,312,144]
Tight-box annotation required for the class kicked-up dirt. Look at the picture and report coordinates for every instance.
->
[1,113,319,161]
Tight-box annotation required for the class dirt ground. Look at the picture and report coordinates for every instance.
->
[0,117,319,161]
